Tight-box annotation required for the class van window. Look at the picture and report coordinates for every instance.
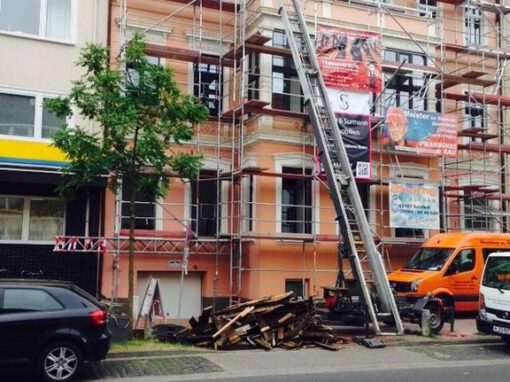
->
[404,248,453,271]
[482,248,510,263]
[482,257,510,291]
[448,249,475,274]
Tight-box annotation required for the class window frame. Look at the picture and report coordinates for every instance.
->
[446,248,476,275]
[193,57,223,117]
[0,87,70,141]
[464,5,483,46]
[463,197,493,231]
[272,30,304,112]
[0,195,66,244]
[0,0,77,44]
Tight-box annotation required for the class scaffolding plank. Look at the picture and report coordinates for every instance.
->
[458,142,510,153]
[382,60,439,74]
[436,74,496,91]
[457,131,498,140]
[444,92,510,106]
[469,0,510,14]
[165,0,237,12]
[435,0,464,4]
[145,44,235,67]
[439,43,510,59]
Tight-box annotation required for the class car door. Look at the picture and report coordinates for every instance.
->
[0,287,65,362]
[445,248,478,310]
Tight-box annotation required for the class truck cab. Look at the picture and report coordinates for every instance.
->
[476,252,510,345]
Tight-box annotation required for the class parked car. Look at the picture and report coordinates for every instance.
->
[477,252,510,345]
[0,279,111,381]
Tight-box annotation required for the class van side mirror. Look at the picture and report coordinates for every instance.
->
[445,262,458,276]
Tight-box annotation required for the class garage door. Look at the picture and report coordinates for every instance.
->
[137,271,202,319]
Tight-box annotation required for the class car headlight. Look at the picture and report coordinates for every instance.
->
[411,279,422,292]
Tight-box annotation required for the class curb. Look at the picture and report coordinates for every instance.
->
[107,349,212,359]
[384,337,502,347]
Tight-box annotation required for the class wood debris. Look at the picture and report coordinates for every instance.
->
[154,292,345,351]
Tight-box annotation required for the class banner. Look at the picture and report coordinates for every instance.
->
[316,26,382,93]
[326,88,370,115]
[383,107,457,157]
[389,183,440,230]
[316,114,371,180]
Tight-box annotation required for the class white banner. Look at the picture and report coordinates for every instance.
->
[326,88,370,116]
[389,183,440,230]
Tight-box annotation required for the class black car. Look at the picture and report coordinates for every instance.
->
[0,279,111,381]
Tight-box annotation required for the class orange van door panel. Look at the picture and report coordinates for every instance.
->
[446,248,479,311]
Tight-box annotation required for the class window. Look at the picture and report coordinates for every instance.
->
[191,172,219,236]
[482,248,510,263]
[285,279,308,299]
[2,289,63,312]
[121,182,156,230]
[465,104,486,130]
[0,91,64,139]
[281,167,312,234]
[418,0,437,18]
[380,50,428,112]
[448,249,475,273]
[247,53,260,101]
[395,228,425,238]
[0,0,73,42]
[127,55,161,86]
[0,196,65,241]
[272,31,303,112]
[465,6,482,45]
[464,198,491,231]
[194,59,222,117]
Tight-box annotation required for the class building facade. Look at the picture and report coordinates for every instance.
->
[0,0,109,295]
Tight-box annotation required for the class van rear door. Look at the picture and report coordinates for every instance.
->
[445,248,479,310]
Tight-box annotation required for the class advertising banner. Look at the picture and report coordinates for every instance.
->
[316,113,371,180]
[383,107,457,157]
[316,26,382,93]
[326,88,370,115]
[389,183,440,230]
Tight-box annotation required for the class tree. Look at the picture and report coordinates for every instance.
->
[45,34,209,324]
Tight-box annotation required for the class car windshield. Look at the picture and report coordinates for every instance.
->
[483,257,510,291]
[403,248,454,271]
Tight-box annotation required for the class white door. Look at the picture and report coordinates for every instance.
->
[137,271,202,319]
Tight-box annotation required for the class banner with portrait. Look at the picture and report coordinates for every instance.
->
[316,113,371,180]
[316,26,382,93]
[383,107,457,157]
[389,183,440,230]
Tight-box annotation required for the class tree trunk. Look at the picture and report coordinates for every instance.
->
[127,179,136,329]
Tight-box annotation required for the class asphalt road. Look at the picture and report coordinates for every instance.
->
[2,342,509,382]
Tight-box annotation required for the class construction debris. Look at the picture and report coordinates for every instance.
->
[154,292,345,351]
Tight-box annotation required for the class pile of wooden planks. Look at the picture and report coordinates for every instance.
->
[155,292,344,351]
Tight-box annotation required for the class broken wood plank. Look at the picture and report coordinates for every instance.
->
[213,306,255,339]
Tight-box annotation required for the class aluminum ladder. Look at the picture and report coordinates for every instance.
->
[278,0,404,335]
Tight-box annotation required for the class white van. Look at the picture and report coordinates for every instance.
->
[477,252,510,345]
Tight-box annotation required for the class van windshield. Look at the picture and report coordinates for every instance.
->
[403,248,453,271]
[483,257,510,291]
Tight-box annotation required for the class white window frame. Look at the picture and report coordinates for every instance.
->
[0,86,71,141]
[274,155,319,235]
[0,194,66,244]
[0,0,77,44]
[463,102,488,144]
[464,5,484,46]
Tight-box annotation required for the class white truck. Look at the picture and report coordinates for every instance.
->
[477,252,510,345]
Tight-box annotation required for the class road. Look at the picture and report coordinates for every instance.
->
[1,341,509,382]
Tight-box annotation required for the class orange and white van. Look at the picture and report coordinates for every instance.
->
[388,232,510,312]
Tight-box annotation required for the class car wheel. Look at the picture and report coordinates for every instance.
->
[503,336,510,346]
[37,342,83,382]
[425,302,444,335]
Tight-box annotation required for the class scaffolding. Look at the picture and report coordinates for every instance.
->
[52,0,510,319]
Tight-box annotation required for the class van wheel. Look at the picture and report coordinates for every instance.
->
[37,341,83,382]
[425,302,444,334]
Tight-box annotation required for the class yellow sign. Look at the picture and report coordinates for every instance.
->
[0,139,67,167]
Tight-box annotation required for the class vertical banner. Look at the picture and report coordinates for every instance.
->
[316,26,382,93]
[389,183,440,229]
[383,107,458,157]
